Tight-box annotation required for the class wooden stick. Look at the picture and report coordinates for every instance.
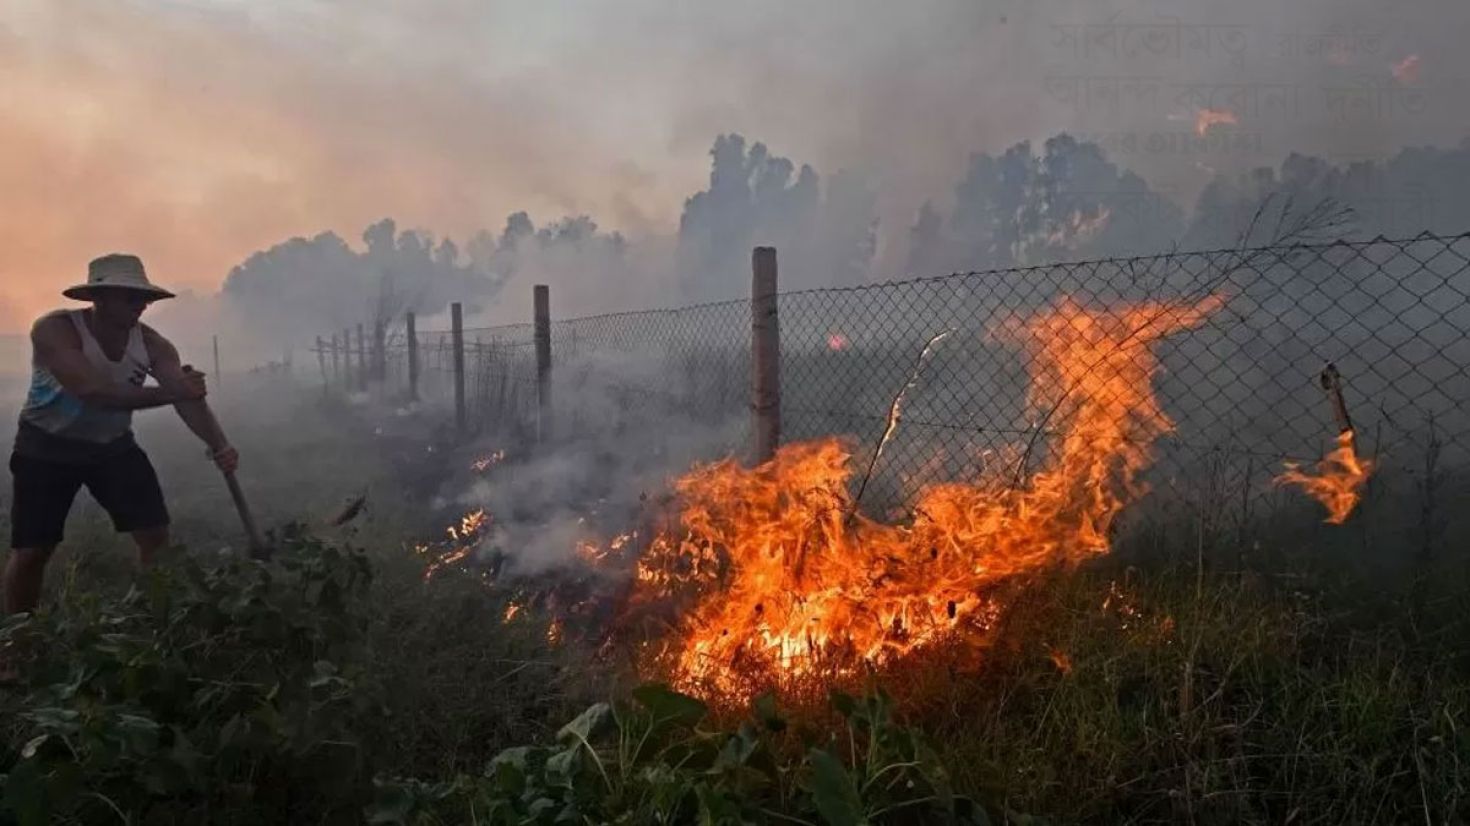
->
[1319,363,1353,435]
[223,470,269,559]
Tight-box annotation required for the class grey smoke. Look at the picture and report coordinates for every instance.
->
[440,347,747,575]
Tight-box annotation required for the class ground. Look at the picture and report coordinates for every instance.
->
[0,376,1466,824]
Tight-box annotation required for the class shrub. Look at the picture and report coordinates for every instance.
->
[369,684,998,825]
[1,528,380,825]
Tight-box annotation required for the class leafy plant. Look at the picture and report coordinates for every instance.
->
[370,683,995,825]
[1,528,382,825]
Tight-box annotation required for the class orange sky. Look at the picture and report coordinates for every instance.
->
[0,2,695,332]
[3,0,1463,333]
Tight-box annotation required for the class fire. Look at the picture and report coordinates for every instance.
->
[1392,54,1421,85]
[1194,108,1238,137]
[826,331,850,351]
[1047,646,1074,675]
[1274,430,1373,524]
[627,295,1223,697]
[418,507,491,581]
[470,450,506,473]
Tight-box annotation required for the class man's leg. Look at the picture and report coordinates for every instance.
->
[3,546,55,614]
[86,444,172,568]
[6,452,81,615]
[130,526,170,568]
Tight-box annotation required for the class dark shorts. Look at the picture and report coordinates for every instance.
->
[8,445,170,549]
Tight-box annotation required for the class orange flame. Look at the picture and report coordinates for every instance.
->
[1195,108,1238,137]
[1274,430,1373,524]
[1392,54,1421,85]
[419,507,491,581]
[471,450,506,473]
[628,295,1223,697]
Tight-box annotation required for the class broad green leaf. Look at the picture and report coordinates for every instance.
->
[752,690,786,732]
[809,748,866,826]
[489,745,536,772]
[544,747,582,789]
[3,758,51,826]
[828,690,858,721]
[632,683,708,730]
[19,735,48,760]
[364,783,415,825]
[556,702,613,749]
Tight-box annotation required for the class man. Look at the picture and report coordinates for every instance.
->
[4,253,239,615]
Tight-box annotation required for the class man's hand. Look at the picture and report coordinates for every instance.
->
[167,364,208,403]
[209,444,240,474]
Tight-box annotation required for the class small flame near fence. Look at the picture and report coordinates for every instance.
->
[1274,430,1373,524]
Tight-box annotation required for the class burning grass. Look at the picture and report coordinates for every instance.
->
[413,293,1390,705]
[1274,429,1373,523]
[616,295,1227,699]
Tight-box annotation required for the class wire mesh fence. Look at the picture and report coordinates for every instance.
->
[324,232,1470,514]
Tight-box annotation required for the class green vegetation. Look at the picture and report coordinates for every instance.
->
[3,529,1464,824]
[0,394,1466,824]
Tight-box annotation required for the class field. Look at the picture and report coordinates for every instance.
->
[1,373,1467,825]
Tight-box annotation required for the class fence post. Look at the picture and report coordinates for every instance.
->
[330,333,340,388]
[451,302,466,437]
[752,247,781,463]
[356,324,367,391]
[342,328,353,390]
[315,336,327,396]
[212,335,221,390]
[534,284,551,443]
[373,320,387,384]
[406,312,419,400]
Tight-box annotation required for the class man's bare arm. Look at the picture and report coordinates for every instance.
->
[32,316,185,411]
[143,327,232,459]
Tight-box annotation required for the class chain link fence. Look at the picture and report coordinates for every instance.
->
[330,232,1470,518]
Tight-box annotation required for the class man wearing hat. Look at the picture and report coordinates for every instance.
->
[4,254,239,615]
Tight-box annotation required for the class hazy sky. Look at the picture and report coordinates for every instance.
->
[2,0,1466,332]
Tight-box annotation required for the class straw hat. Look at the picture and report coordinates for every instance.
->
[62,254,176,302]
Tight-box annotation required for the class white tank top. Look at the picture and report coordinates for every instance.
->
[18,310,151,443]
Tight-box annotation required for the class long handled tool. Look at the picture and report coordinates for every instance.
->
[167,363,271,559]
[223,469,270,560]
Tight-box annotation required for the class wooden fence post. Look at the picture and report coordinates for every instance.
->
[534,284,551,443]
[373,320,387,384]
[451,303,466,436]
[355,324,367,391]
[342,328,353,390]
[315,336,327,395]
[212,335,221,390]
[752,247,781,463]
[406,312,419,400]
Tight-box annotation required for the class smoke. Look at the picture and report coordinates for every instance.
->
[147,124,1470,377]
[908,134,1186,275]
[439,348,746,574]
[3,0,1469,342]
[1184,139,1470,247]
[677,135,877,300]
[460,212,666,326]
